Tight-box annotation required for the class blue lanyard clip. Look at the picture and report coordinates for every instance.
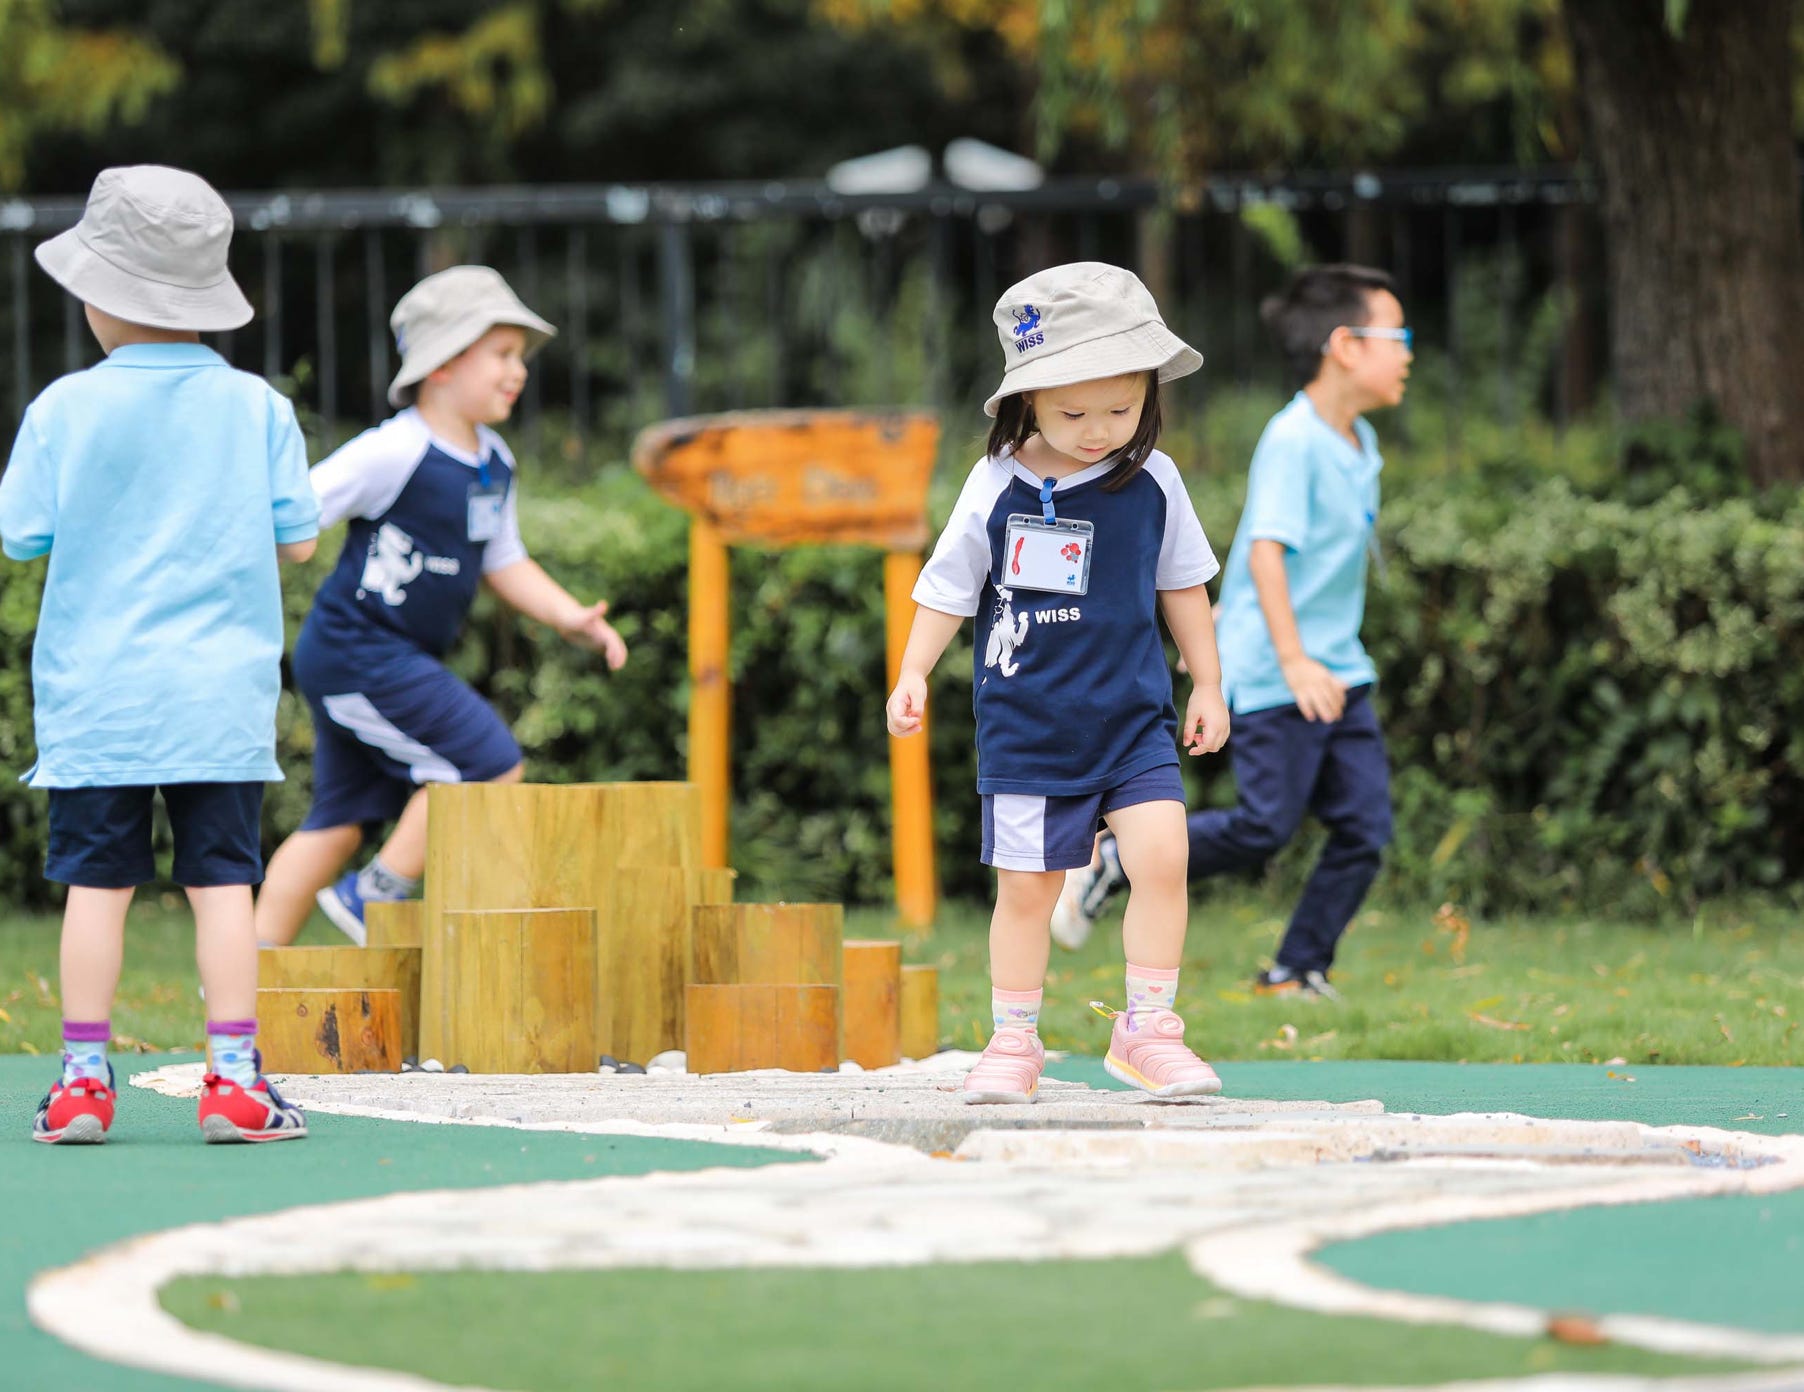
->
[1039,476,1057,525]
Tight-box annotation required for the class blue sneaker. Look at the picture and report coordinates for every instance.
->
[315,870,368,946]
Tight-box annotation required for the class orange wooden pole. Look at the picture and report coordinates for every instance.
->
[689,518,732,868]
[884,550,937,927]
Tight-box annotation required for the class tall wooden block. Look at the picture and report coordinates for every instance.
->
[259,946,422,1056]
[685,984,839,1074]
[842,939,902,1069]
[441,908,598,1073]
[365,900,423,949]
[900,963,940,1060]
[257,988,401,1074]
[598,866,734,1065]
[420,782,700,1056]
[691,902,844,1062]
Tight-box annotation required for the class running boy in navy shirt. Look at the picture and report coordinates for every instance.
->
[255,266,628,947]
[1,166,319,1143]
[1054,265,1409,1000]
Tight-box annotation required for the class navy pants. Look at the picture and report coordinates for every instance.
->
[1187,685,1392,974]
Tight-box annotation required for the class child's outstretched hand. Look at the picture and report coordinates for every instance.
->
[886,672,928,738]
[559,599,629,670]
[1183,684,1230,755]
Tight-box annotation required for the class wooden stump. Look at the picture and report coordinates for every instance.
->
[842,939,902,1069]
[691,902,844,1061]
[900,963,940,1060]
[257,988,401,1074]
[440,908,598,1073]
[685,984,839,1074]
[598,866,734,1066]
[259,946,422,1056]
[420,782,700,1057]
[364,900,423,949]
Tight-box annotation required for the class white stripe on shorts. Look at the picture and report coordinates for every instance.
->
[989,793,1049,871]
[321,693,462,786]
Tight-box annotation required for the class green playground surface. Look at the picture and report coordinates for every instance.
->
[4,1053,1801,1389]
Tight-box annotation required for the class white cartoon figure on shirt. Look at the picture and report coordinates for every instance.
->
[984,585,1030,677]
[359,522,424,605]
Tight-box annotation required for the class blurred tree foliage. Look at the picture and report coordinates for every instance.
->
[10,0,1024,192]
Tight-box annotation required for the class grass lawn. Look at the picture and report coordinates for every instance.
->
[2,886,1799,1065]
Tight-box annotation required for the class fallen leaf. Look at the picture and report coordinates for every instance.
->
[19,1041,39,1055]
[364,1274,416,1291]
[1469,1012,1530,1032]
[1217,990,1251,1005]
[1732,1114,1764,1122]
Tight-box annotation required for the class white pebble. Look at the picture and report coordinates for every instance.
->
[420,1058,445,1073]
[646,1050,687,1073]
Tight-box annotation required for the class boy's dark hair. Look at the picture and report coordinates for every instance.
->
[985,372,1162,490]
[1261,264,1397,388]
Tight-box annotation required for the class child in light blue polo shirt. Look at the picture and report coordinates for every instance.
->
[0,165,318,1145]
[1054,264,1411,1000]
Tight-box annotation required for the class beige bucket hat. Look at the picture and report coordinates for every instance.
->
[387,265,556,407]
[35,165,253,332]
[984,261,1201,416]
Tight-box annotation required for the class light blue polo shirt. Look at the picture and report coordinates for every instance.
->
[1214,392,1382,714]
[0,344,319,787]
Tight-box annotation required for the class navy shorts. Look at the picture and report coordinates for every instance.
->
[981,763,1186,872]
[299,653,523,831]
[46,783,264,889]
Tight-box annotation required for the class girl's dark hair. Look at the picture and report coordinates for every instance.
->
[984,372,1163,491]
[1260,264,1397,388]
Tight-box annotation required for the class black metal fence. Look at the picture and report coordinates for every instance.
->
[1,166,1605,454]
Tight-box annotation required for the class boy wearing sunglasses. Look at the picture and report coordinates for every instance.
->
[1054,264,1411,1001]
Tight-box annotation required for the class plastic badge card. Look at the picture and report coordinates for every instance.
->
[1003,515,1094,594]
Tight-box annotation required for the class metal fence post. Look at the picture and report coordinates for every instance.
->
[658,220,695,418]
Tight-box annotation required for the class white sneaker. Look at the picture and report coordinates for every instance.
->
[1050,837,1127,951]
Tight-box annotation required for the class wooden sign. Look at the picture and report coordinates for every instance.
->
[631,409,938,550]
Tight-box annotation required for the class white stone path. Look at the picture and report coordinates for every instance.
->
[26,1059,1804,1392]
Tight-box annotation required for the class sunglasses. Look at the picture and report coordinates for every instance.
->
[1323,325,1414,353]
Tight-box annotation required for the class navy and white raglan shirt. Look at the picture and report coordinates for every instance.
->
[913,449,1218,797]
[293,408,527,694]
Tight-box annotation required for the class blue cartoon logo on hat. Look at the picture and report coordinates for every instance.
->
[1011,304,1043,353]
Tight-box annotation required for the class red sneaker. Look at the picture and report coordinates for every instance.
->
[33,1068,117,1144]
[198,1064,308,1144]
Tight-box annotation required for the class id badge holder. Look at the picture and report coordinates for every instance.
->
[1003,515,1094,594]
[467,479,508,543]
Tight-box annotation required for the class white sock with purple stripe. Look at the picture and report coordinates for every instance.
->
[1125,963,1179,1029]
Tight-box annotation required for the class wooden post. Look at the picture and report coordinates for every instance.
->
[900,963,940,1060]
[259,946,422,1057]
[884,550,937,928]
[689,517,731,869]
[364,900,423,949]
[685,984,839,1075]
[440,908,598,1073]
[842,939,902,1069]
[420,781,700,1058]
[598,865,734,1064]
[256,988,402,1074]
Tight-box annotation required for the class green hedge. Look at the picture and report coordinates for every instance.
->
[2,461,1800,916]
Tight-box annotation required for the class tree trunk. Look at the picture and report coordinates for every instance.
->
[1564,0,1804,487]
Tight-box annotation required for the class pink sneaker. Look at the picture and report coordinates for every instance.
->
[961,1026,1045,1104]
[1096,1002,1222,1099]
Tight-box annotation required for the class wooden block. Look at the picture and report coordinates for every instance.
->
[685,984,839,1074]
[690,903,842,986]
[364,900,423,949]
[440,908,598,1073]
[259,946,422,1056]
[256,988,401,1074]
[842,939,902,1069]
[597,866,735,1066]
[420,782,701,1057]
[691,902,844,1061]
[900,963,940,1061]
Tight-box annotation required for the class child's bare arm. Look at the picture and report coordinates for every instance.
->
[1247,538,1345,722]
[885,605,964,737]
[277,539,317,563]
[1159,584,1230,755]
[484,557,627,669]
